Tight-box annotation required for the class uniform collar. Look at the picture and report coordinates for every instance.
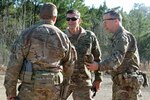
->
[65,26,86,38]
[112,26,124,40]
[40,19,55,25]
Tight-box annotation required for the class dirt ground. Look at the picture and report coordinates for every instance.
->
[0,72,150,100]
[67,75,150,100]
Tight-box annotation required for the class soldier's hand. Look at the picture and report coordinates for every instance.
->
[91,80,101,98]
[92,80,101,91]
[85,62,99,71]
[7,96,16,100]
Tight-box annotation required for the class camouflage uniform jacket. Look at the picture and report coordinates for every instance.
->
[99,26,140,76]
[65,27,102,87]
[4,20,76,96]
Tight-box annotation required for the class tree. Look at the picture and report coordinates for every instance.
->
[1,1,150,65]
[126,3,150,61]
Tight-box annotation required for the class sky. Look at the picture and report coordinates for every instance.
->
[84,0,150,13]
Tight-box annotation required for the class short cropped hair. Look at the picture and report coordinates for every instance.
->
[104,10,122,22]
[40,2,57,19]
[66,9,80,18]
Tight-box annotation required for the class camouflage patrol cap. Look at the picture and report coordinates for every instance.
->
[40,2,57,19]
[104,10,122,22]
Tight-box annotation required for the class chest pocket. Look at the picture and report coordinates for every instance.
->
[77,32,92,54]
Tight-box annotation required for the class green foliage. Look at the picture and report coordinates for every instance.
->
[0,0,150,64]
[0,43,9,65]
[123,3,150,60]
[139,34,150,60]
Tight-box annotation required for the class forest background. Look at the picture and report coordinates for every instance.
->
[0,0,150,71]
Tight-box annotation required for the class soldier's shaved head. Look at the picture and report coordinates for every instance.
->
[40,2,57,19]
[66,9,80,18]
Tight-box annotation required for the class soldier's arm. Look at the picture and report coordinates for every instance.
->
[4,30,30,97]
[91,33,102,82]
[59,36,77,99]
[4,36,24,97]
[98,33,129,71]
[60,36,77,78]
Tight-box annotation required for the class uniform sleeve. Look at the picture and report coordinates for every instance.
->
[4,30,30,96]
[91,33,102,82]
[60,36,77,78]
[99,33,129,71]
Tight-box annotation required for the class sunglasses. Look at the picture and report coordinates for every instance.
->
[66,17,78,21]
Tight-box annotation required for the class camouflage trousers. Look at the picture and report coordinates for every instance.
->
[65,85,94,100]
[112,73,143,100]
[112,83,140,100]
[17,83,60,100]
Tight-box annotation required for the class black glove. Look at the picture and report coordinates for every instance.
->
[91,86,97,98]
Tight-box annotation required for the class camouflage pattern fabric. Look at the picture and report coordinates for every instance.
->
[66,85,94,100]
[18,83,60,100]
[99,26,140,71]
[98,26,142,100]
[112,72,144,100]
[4,20,76,99]
[64,27,102,99]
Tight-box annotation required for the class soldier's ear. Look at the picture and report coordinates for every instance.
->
[115,19,120,26]
[79,18,82,24]
[53,16,57,23]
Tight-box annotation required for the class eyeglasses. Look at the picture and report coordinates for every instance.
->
[66,17,78,21]
[103,18,117,21]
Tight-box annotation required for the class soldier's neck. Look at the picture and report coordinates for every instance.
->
[69,27,81,36]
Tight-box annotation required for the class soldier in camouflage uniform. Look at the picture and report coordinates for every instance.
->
[4,3,76,100]
[86,10,144,100]
[64,9,102,100]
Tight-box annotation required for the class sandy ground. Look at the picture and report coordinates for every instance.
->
[0,73,150,100]
[67,75,150,100]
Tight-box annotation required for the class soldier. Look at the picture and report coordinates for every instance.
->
[64,9,102,100]
[86,10,144,100]
[4,2,76,100]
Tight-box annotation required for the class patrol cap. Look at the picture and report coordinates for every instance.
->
[104,7,122,22]
[40,2,57,19]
